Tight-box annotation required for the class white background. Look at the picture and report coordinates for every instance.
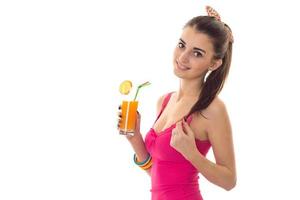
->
[1,0,300,199]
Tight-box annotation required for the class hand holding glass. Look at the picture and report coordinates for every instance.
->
[118,81,150,136]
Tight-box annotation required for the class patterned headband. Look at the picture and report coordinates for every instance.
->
[205,6,234,43]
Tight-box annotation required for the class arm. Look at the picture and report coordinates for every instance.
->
[187,100,236,190]
[125,94,166,176]
[127,132,151,176]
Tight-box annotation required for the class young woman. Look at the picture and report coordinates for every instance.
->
[118,6,236,200]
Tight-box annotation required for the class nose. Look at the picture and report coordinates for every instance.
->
[178,50,189,64]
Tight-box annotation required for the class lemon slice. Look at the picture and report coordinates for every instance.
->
[119,80,132,95]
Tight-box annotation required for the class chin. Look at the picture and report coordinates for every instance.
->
[173,67,185,79]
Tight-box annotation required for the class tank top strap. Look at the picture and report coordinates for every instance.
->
[161,92,173,109]
[154,92,174,123]
[184,113,193,124]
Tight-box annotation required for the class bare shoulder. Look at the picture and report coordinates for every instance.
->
[202,96,232,141]
[190,96,230,140]
[202,96,228,121]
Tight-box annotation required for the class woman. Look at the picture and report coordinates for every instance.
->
[118,6,236,200]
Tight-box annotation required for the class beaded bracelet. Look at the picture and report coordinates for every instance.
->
[133,153,153,170]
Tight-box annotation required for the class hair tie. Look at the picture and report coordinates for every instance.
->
[206,6,221,21]
[205,6,234,43]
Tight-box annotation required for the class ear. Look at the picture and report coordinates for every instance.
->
[209,59,222,71]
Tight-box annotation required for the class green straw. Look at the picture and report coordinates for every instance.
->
[133,81,151,101]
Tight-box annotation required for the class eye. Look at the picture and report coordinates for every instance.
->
[178,42,185,48]
[193,51,203,57]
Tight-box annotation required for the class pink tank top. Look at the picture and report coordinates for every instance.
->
[145,92,211,200]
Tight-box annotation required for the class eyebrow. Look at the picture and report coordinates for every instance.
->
[179,38,206,54]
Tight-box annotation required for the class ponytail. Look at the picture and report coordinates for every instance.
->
[187,42,232,118]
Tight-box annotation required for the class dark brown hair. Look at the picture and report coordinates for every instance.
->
[185,16,233,119]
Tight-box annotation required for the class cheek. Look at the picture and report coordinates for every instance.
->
[190,60,209,74]
[192,57,210,69]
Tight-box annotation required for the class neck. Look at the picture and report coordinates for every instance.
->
[176,78,204,102]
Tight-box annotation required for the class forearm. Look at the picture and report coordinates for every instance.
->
[187,150,236,190]
[127,133,151,176]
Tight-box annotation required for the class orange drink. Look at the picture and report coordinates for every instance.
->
[119,100,138,135]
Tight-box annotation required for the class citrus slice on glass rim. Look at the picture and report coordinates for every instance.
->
[119,80,132,95]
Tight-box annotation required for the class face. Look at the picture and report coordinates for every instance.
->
[173,26,218,80]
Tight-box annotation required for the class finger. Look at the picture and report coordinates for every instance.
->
[176,121,186,135]
[135,111,140,122]
[117,118,122,128]
[182,120,194,137]
[182,120,187,133]
[175,121,181,128]
[171,128,177,136]
[182,120,191,131]
[183,116,187,122]
[174,122,179,133]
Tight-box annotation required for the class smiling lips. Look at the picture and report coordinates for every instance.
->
[176,61,191,71]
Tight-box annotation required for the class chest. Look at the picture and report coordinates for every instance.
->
[153,103,190,133]
[146,123,211,163]
[153,104,209,141]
